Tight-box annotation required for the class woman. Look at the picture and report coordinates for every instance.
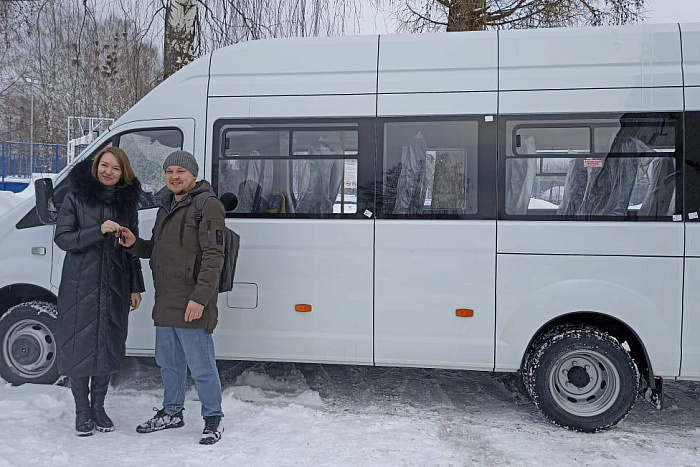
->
[54,147,145,437]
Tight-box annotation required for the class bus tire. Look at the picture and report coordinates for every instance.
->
[521,324,579,400]
[0,301,59,385]
[529,326,639,432]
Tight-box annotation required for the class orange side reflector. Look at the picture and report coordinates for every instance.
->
[456,309,474,318]
[295,304,312,313]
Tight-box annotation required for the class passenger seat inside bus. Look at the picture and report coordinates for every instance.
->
[295,139,344,214]
[578,136,645,216]
[393,132,430,215]
[557,158,588,216]
[639,156,676,217]
[295,159,344,214]
[505,136,537,215]
[221,156,274,214]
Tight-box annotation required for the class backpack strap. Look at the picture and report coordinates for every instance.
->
[176,194,214,246]
[194,193,217,227]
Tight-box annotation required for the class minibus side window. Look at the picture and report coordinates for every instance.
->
[501,113,682,221]
[214,122,362,218]
[379,119,479,219]
[685,112,700,218]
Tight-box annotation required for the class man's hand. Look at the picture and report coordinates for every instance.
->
[119,227,136,248]
[184,300,205,322]
[101,220,121,235]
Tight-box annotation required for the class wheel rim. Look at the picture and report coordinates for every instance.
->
[2,319,56,379]
[548,349,621,417]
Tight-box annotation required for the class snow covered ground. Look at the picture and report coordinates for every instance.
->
[1,359,700,467]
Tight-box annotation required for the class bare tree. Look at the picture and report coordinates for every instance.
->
[0,1,39,97]
[0,0,162,143]
[158,0,363,77]
[373,0,646,32]
[164,0,197,79]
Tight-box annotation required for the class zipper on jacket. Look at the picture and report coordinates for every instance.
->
[157,200,189,241]
[95,203,107,375]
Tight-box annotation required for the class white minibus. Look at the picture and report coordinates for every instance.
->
[1,22,699,432]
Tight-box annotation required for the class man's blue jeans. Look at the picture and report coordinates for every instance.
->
[155,326,223,418]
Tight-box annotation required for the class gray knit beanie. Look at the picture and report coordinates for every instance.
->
[163,150,199,177]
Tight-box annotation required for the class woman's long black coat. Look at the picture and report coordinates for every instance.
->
[55,158,146,377]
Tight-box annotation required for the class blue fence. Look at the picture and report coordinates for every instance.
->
[1,141,68,191]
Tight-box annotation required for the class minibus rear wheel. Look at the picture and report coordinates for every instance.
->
[0,301,59,385]
[529,326,639,432]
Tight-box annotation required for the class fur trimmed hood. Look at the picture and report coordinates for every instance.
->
[70,156,141,209]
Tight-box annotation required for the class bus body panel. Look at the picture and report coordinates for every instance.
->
[681,23,700,87]
[206,95,377,120]
[214,219,374,364]
[686,88,700,111]
[377,92,498,118]
[682,259,700,377]
[377,31,497,94]
[374,221,496,370]
[209,35,379,97]
[496,253,683,376]
[498,222,683,257]
[499,88,684,115]
[499,24,682,91]
[0,198,53,294]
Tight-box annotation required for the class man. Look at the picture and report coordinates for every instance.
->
[119,150,226,445]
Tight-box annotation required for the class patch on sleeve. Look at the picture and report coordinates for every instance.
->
[216,229,224,246]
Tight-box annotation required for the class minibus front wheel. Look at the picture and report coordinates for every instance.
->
[0,301,59,385]
[528,326,639,432]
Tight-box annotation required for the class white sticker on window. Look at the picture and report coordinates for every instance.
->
[485,115,494,122]
[689,212,699,220]
[673,214,683,222]
[363,210,373,218]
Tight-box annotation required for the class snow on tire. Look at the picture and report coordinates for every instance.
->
[529,326,639,432]
[521,324,580,400]
[0,301,59,385]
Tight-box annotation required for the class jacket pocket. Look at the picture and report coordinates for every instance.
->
[186,253,202,287]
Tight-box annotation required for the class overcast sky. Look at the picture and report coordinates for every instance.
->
[646,0,700,23]
[358,0,700,34]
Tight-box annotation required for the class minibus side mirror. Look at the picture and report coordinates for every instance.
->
[35,178,58,225]
[220,192,238,212]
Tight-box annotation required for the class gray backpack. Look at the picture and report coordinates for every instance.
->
[193,194,240,293]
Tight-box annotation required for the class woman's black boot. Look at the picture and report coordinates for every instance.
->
[90,375,114,432]
[70,376,94,437]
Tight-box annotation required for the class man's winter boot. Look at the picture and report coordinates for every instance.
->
[199,415,223,445]
[90,375,114,432]
[70,376,94,437]
[136,407,185,434]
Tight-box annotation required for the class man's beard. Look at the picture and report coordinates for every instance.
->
[168,182,192,196]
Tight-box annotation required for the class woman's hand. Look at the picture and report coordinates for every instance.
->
[101,220,121,235]
[130,292,142,311]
